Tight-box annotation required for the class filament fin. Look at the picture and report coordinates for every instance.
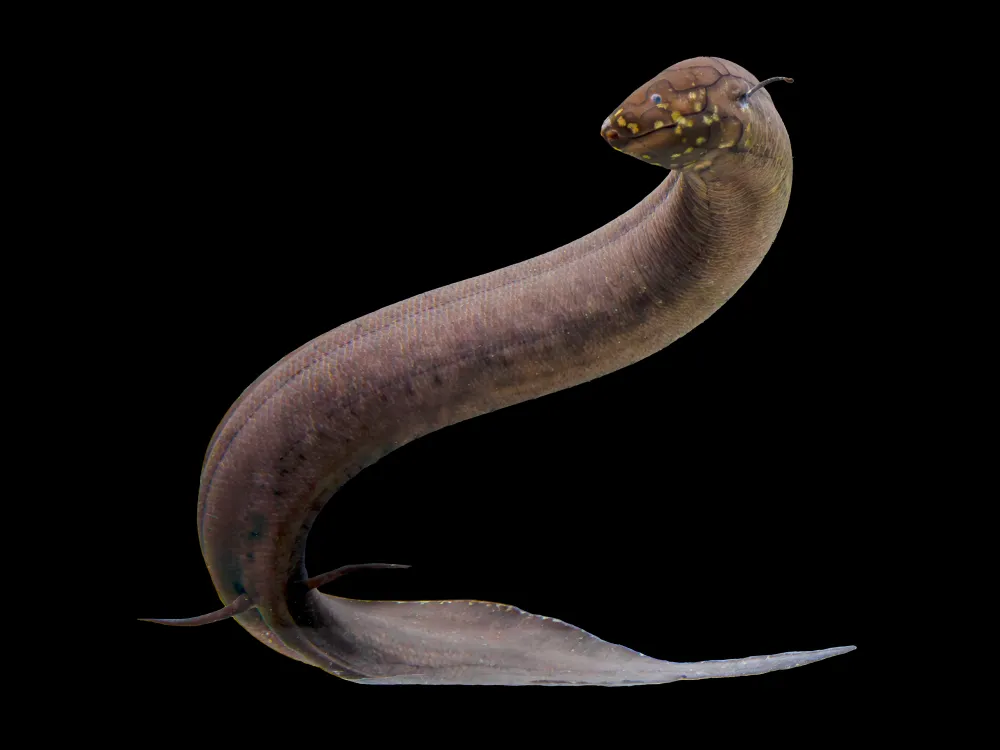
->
[139,593,254,627]
[139,564,408,626]
[305,562,411,590]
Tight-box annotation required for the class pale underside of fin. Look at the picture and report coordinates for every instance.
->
[349,645,856,686]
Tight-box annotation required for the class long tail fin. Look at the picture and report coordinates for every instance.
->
[671,645,856,680]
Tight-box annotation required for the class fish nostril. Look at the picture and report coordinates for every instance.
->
[605,129,619,141]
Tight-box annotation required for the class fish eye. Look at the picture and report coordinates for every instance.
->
[651,93,662,104]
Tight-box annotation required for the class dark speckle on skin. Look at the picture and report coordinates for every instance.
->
[248,514,266,540]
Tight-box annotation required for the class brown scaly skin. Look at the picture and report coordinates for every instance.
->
[145,57,855,685]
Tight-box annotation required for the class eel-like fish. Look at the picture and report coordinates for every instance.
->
[143,56,855,686]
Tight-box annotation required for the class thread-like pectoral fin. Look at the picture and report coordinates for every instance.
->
[139,564,409,627]
[305,562,411,590]
[139,593,254,627]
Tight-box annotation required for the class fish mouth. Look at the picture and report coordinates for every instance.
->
[630,122,677,140]
[605,120,678,146]
[613,121,679,154]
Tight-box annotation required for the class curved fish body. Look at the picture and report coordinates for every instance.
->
[147,57,855,686]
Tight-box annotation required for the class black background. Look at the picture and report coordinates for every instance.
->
[109,11,884,741]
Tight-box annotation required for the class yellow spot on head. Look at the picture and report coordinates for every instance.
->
[718,140,735,148]
[651,162,661,166]
[641,154,651,159]
[670,110,683,122]
[689,91,698,99]
[616,116,627,127]
[695,136,706,145]
[671,153,681,158]
[656,102,671,110]
[654,120,665,129]
[614,108,624,117]
[627,122,639,134]
[703,115,714,125]
[684,147,694,154]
